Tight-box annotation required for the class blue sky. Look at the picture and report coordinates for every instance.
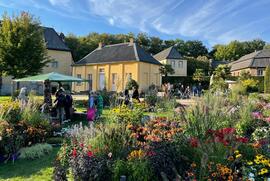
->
[1,0,270,48]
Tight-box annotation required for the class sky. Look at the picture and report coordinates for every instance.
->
[0,0,270,48]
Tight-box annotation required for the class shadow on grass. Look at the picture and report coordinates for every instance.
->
[0,147,59,181]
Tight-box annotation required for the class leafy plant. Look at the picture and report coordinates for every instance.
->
[19,143,53,160]
[126,79,139,90]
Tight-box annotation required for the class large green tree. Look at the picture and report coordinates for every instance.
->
[213,39,265,61]
[0,12,48,78]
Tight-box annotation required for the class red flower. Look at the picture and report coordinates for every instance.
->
[236,137,248,143]
[87,151,93,157]
[72,148,77,157]
[80,143,84,148]
[190,137,198,147]
[147,151,156,156]
[219,127,235,135]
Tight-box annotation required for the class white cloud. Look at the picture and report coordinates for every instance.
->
[48,0,70,7]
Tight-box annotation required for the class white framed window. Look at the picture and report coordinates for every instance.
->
[171,60,175,67]
[257,68,263,76]
[77,74,82,86]
[51,61,58,68]
[178,61,183,68]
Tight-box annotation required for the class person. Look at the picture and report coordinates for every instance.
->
[18,87,28,108]
[124,89,130,105]
[96,92,104,119]
[87,92,96,124]
[198,83,202,97]
[132,87,140,102]
[54,88,66,124]
[185,86,191,99]
[64,90,73,122]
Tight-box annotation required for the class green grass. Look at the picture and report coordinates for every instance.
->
[0,148,59,181]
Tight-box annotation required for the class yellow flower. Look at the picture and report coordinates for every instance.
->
[234,150,239,154]
[254,159,260,164]
[247,161,253,165]
[258,168,268,175]
[235,154,242,159]
[256,154,263,159]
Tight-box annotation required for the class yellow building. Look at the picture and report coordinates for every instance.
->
[0,27,73,95]
[72,39,162,92]
[230,49,270,76]
[154,46,187,77]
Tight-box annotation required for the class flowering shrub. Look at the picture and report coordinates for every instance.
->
[0,100,51,162]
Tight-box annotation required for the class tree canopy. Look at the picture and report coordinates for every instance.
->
[213,39,265,61]
[0,12,48,78]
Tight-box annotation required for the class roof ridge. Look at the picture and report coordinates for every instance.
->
[103,42,130,47]
[133,43,140,61]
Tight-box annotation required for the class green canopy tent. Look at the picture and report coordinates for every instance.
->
[14,72,85,106]
[14,72,83,82]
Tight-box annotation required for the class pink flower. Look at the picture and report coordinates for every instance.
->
[252,112,263,119]
[264,117,270,123]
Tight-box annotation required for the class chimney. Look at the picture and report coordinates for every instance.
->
[59,32,65,42]
[98,42,103,49]
[129,38,134,45]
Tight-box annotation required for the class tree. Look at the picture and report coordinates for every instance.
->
[182,40,208,58]
[126,79,139,90]
[159,64,175,77]
[0,12,48,78]
[192,69,205,82]
[213,65,231,80]
[213,39,265,61]
[264,66,270,93]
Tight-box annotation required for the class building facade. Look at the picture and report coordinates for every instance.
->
[0,27,73,95]
[72,39,162,92]
[154,46,187,77]
[230,49,270,76]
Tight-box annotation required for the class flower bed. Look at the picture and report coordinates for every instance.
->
[0,99,52,162]
[54,93,270,180]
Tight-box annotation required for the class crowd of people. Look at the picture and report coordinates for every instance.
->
[54,88,73,124]
[163,82,203,98]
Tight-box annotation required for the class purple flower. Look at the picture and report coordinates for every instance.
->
[251,112,263,119]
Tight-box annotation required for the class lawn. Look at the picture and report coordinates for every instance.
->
[0,148,59,181]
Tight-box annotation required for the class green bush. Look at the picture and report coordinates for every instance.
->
[264,66,270,93]
[19,143,53,160]
[126,79,139,90]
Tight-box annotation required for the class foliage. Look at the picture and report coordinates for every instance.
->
[109,104,144,125]
[0,100,51,160]
[159,64,175,79]
[264,66,270,93]
[0,12,49,78]
[126,79,139,90]
[213,39,265,61]
[192,69,205,82]
[19,143,53,160]
[186,56,210,76]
